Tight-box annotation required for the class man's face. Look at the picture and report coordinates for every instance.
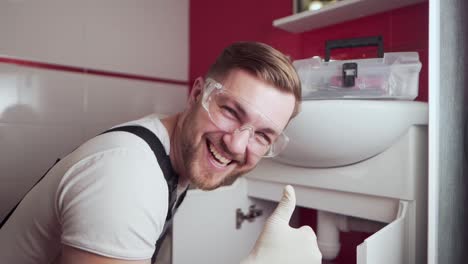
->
[175,69,295,190]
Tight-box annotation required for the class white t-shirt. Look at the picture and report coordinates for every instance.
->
[0,114,172,263]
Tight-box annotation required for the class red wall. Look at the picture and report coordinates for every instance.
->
[190,1,428,263]
[190,0,302,83]
[190,1,428,101]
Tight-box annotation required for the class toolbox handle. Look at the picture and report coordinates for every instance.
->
[325,36,384,62]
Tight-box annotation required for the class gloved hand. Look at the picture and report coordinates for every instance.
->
[241,185,322,264]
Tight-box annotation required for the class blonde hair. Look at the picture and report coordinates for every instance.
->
[206,42,301,119]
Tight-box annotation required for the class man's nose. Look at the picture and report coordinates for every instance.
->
[223,127,252,155]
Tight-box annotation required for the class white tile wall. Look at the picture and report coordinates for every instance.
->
[0,4,188,262]
[0,63,187,220]
[0,179,35,222]
[0,123,83,181]
[0,65,86,125]
[0,123,84,220]
[83,74,186,126]
[0,0,189,80]
[83,0,189,80]
[0,1,87,67]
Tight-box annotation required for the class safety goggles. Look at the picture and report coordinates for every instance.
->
[201,78,289,157]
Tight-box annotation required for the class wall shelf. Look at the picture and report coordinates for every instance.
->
[273,0,427,33]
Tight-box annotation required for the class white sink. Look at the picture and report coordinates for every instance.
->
[274,100,428,168]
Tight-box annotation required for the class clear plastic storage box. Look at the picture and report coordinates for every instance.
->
[293,52,422,100]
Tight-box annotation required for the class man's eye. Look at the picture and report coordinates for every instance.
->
[220,106,238,119]
[255,132,271,145]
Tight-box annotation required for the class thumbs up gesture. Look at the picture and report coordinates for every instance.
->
[241,185,322,264]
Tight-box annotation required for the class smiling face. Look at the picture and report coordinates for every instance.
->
[172,69,295,190]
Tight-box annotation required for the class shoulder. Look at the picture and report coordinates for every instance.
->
[56,147,169,259]
[71,114,170,161]
[58,146,169,219]
[111,114,171,154]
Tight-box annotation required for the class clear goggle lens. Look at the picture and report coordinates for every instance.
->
[202,78,289,157]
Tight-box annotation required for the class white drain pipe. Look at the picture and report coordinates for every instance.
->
[317,210,386,260]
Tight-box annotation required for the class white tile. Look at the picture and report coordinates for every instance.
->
[0,0,87,66]
[0,1,188,80]
[0,67,86,125]
[83,74,187,125]
[0,179,34,221]
[83,0,189,79]
[0,63,21,118]
[152,84,188,115]
[0,123,84,182]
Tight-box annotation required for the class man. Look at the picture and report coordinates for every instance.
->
[0,42,321,263]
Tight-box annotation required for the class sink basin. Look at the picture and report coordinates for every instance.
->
[274,100,428,168]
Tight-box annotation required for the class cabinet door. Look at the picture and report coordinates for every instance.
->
[357,201,409,264]
[173,178,276,264]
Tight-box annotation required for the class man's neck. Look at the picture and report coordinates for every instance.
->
[160,113,190,189]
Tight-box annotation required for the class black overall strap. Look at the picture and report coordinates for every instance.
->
[103,125,179,199]
[102,125,188,262]
[0,159,61,228]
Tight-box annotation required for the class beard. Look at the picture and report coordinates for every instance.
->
[177,116,255,190]
[180,133,242,190]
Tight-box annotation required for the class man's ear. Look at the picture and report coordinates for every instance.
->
[188,77,204,107]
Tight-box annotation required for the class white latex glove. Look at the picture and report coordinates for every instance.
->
[241,185,322,264]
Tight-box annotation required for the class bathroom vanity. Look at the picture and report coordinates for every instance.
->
[173,101,428,264]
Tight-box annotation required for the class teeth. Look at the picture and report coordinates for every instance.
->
[209,143,231,166]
